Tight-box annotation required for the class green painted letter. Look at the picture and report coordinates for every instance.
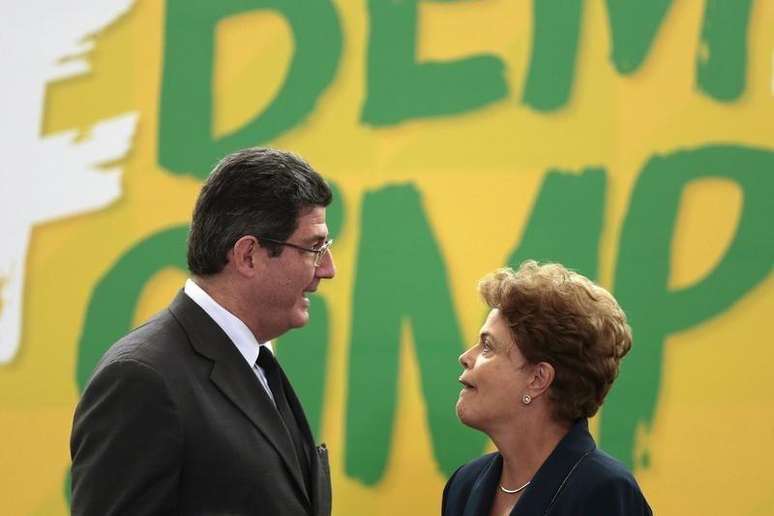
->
[605,0,674,74]
[159,0,342,177]
[523,0,584,112]
[361,0,507,125]
[606,0,752,101]
[602,145,774,468]
[697,0,753,101]
[506,167,606,276]
[345,184,485,484]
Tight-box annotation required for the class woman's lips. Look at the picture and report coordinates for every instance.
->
[459,377,475,389]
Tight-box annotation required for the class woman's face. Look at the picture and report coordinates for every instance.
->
[456,308,530,432]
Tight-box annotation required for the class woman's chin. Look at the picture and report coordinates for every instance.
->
[456,400,481,430]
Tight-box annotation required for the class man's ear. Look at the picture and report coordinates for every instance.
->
[231,235,263,277]
[527,361,555,400]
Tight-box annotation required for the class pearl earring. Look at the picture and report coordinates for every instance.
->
[521,394,532,405]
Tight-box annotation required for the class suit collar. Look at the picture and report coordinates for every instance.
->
[463,419,595,516]
[167,290,312,509]
[182,278,272,369]
[513,418,595,515]
[462,454,500,516]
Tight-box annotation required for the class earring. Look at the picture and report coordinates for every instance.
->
[521,394,532,405]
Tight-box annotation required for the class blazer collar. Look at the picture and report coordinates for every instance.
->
[462,454,501,516]
[463,419,595,516]
[167,290,311,508]
[513,419,595,515]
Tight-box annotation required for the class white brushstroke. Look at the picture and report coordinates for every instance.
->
[0,1,138,363]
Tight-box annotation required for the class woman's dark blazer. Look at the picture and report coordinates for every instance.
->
[441,419,651,516]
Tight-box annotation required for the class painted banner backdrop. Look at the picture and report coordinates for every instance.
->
[1,1,773,514]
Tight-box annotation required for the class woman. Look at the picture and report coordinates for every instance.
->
[443,261,651,515]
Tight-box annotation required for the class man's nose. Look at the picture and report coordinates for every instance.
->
[316,250,335,279]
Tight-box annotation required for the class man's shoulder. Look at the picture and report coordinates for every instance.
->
[98,308,189,372]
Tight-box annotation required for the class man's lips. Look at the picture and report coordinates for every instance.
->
[459,377,475,389]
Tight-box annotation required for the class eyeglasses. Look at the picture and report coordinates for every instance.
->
[258,237,334,267]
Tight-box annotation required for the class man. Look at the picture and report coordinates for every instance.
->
[70,148,335,515]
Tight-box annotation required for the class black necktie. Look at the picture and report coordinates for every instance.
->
[256,346,311,489]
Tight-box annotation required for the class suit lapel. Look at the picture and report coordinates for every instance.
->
[463,454,501,516]
[168,291,311,508]
[279,367,315,465]
[511,419,595,516]
[279,353,332,516]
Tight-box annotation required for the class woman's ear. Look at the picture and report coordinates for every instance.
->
[528,361,555,399]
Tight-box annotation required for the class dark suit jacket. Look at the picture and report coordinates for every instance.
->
[441,420,651,516]
[71,291,331,516]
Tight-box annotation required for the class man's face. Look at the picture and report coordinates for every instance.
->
[254,206,335,339]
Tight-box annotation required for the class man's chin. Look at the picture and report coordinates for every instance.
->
[289,307,311,329]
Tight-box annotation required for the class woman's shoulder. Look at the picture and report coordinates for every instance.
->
[579,448,641,488]
[555,448,651,515]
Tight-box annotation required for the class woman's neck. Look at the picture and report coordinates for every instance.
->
[490,415,572,488]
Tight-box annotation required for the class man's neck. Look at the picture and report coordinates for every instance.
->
[191,275,271,342]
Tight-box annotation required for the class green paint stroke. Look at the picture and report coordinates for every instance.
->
[361,0,507,126]
[506,167,606,277]
[523,0,584,112]
[602,145,774,468]
[159,0,342,177]
[605,0,674,74]
[697,0,753,101]
[345,184,485,484]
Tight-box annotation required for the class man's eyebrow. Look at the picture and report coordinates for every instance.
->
[304,233,328,246]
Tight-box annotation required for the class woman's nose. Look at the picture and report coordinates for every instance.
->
[459,348,472,369]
